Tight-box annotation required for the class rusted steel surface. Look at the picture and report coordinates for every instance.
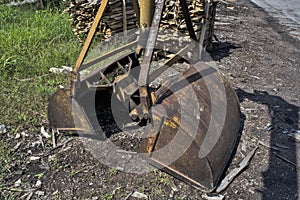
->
[139,0,155,30]
[139,62,240,192]
[136,0,155,53]
[138,0,166,86]
[48,89,93,132]
[70,0,109,97]
[137,0,165,119]
[48,89,74,129]
[79,40,138,71]
[74,0,109,73]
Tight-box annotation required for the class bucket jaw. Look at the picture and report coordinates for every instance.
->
[48,88,93,132]
[139,63,240,192]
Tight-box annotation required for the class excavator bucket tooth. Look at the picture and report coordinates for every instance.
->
[139,62,240,192]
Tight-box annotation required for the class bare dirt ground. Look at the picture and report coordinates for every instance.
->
[1,0,299,199]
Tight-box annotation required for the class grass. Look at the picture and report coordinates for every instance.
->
[0,4,81,197]
[0,4,81,127]
[108,168,118,176]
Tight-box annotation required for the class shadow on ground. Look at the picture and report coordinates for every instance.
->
[208,40,242,61]
[237,88,299,200]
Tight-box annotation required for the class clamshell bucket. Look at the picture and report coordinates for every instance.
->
[48,0,241,193]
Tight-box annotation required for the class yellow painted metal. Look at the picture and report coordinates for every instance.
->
[70,0,108,97]
[136,0,155,54]
[79,40,138,71]
[122,0,127,37]
[73,0,109,74]
[139,0,155,29]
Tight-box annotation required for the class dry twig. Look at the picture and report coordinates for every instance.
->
[216,146,258,193]
[258,141,279,151]
[274,152,299,169]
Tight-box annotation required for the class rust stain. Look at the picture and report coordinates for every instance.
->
[146,137,155,153]
[164,119,177,129]
[172,115,180,125]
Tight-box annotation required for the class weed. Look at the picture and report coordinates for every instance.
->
[68,166,90,178]
[160,173,170,185]
[68,169,78,178]
[108,168,118,176]
[152,169,158,175]
[100,193,114,200]
[152,185,164,197]
[34,172,44,179]
[0,4,81,126]
[139,185,146,193]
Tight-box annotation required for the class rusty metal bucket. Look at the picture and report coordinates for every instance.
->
[139,62,240,192]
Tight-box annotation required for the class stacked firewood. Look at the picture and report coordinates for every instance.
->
[64,0,207,40]
[63,0,137,39]
[161,0,205,33]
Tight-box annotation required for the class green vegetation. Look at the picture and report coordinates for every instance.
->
[108,168,118,176]
[34,172,44,179]
[0,4,81,126]
[0,4,80,197]
[100,193,114,200]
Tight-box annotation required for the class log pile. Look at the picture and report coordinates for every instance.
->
[64,0,207,40]
[63,0,138,40]
[161,0,205,33]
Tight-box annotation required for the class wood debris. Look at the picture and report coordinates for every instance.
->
[64,0,138,39]
[216,146,258,193]
[29,156,41,161]
[63,0,211,41]
[131,191,148,199]
[202,193,224,200]
[40,126,51,139]
[274,152,299,169]
[258,141,279,151]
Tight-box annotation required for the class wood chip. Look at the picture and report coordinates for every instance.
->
[169,179,179,192]
[14,179,22,187]
[40,126,51,139]
[25,192,34,200]
[131,191,148,199]
[258,141,279,151]
[15,132,21,139]
[29,156,41,161]
[35,180,42,188]
[44,138,74,156]
[13,142,22,151]
[52,129,56,148]
[202,193,224,200]
[216,146,258,193]
[124,191,134,200]
[35,190,45,196]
